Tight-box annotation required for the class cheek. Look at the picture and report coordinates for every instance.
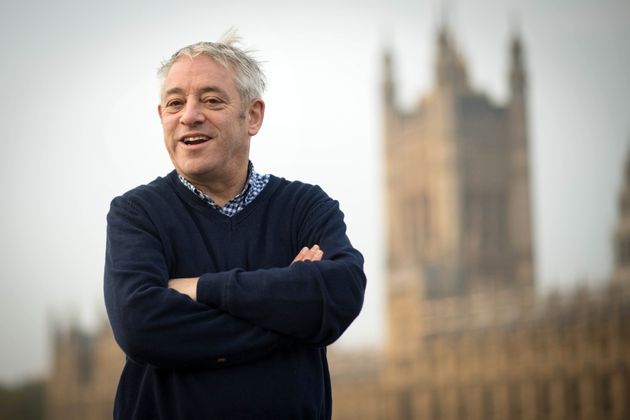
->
[161,115,178,133]
[161,120,178,150]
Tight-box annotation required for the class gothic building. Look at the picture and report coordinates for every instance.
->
[330,26,630,420]
[45,323,123,420]
[613,148,630,287]
[383,25,533,301]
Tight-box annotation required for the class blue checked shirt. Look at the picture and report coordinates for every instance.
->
[178,162,270,217]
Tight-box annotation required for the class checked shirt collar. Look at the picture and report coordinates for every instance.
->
[178,162,270,217]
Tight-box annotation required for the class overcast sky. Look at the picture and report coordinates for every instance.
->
[0,0,628,384]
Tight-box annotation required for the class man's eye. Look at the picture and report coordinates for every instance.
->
[204,97,224,105]
[166,100,184,108]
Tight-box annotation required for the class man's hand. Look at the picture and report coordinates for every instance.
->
[292,245,324,264]
[168,277,199,301]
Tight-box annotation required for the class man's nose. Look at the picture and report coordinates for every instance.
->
[179,100,204,126]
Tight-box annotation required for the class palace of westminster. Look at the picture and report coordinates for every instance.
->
[44,26,630,420]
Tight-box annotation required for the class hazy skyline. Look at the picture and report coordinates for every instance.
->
[1,0,628,383]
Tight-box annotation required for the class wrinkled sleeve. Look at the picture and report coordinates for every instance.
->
[104,196,290,369]
[196,187,366,347]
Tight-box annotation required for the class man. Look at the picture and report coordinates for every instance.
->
[104,32,366,420]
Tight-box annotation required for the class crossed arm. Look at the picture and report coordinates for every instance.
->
[105,193,365,370]
[168,245,324,300]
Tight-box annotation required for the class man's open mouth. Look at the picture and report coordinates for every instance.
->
[182,136,210,145]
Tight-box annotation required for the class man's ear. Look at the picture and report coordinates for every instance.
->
[247,99,265,136]
[157,104,163,121]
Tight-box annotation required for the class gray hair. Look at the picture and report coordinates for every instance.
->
[157,29,266,104]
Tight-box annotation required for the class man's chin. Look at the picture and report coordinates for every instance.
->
[175,165,216,183]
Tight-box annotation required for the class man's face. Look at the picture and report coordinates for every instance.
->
[158,55,264,185]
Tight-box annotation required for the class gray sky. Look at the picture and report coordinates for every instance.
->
[0,0,628,383]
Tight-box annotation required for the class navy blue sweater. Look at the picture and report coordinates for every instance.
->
[104,171,366,420]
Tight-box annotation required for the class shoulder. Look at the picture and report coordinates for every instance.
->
[268,175,332,203]
[109,171,180,217]
[266,176,351,246]
[266,175,339,218]
[120,171,175,200]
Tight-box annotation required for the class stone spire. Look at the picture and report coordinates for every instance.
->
[509,32,526,96]
[434,25,469,93]
[507,30,535,292]
[382,48,395,109]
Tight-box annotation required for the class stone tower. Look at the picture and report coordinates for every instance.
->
[383,25,535,302]
[332,26,630,420]
[45,323,124,420]
[613,147,630,285]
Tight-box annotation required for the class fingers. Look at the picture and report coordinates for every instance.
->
[308,245,323,261]
[292,245,324,264]
[292,246,310,263]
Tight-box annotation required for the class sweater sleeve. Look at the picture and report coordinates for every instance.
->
[104,196,290,370]
[196,187,366,347]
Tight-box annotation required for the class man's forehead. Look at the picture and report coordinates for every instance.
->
[162,55,236,96]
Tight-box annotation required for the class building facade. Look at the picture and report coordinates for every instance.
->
[383,25,533,301]
[331,26,630,420]
[614,148,630,287]
[45,323,123,420]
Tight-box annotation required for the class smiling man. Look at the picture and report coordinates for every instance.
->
[103,32,366,420]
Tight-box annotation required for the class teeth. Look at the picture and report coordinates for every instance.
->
[183,136,209,144]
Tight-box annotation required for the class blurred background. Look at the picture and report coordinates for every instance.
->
[1,0,629,419]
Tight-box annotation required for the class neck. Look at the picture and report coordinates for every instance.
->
[186,164,249,208]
